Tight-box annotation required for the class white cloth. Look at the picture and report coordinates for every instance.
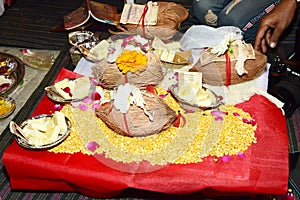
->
[74,57,95,77]
[180,25,243,50]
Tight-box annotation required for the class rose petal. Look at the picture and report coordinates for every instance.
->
[211,110,227,117]
[83,97,93,104]
[221,155,231,162]
[91,91,101,101]
[174,72,179,81]
[250,118,256,126]
[90,78,98,86]
[233,112,240,117]
[214,115,223,122]
[173,113,186,128]
[166,87,171,93]
[242,118,249,124]
[185,109,195,113]
[92,103,101,111]
[159,94,167,98]
[86,141,100,152]
[54,104,62,111]
[237,152,245,158]
[62,87,72,97]
[79,104,89,111]
[146,85,157,94]
[71,101,81,108]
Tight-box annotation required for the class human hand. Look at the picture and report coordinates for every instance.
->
[254,0,297,53]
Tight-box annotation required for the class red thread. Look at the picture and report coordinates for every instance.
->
[123,113,132,136]
[225,51,231,86]
[137,4,148,38]
[124,73,129,83]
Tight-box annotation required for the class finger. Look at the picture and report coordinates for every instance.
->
[269,27,284,48]
[265,29,273,46]
[261,38,267,53]
[254,25,269,51]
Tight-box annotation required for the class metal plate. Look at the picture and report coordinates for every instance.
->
[45,78,96,103]
[170,84,222,111]
[13,114,71,150]
[0,52,25,96]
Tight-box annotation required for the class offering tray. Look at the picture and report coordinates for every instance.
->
[10,114,71,150]
[45,77,96,103]
[0,52,25,96]
[170,84,222,112]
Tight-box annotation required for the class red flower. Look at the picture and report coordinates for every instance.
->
[146,85,158,94]
[173,111,186,128]
[62,87,72,97]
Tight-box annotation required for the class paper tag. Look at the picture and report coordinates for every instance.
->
[178,71,202,89]
[200,43,255,66]
[120,2,159,25]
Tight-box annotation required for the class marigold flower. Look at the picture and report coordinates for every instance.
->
[116,50,147,74]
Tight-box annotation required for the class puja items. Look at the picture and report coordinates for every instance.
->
[92,35,164,89]
[95,83,177,137]
[68,31,100,65]
[0,52,25,96]
[191,34,267,86]
[93,51,163,89]
[0,96,16,119]
[45,76,93,102]
[69,31,99,51]
[0,52,18,93]
[152,37,192,67]
[10,111,71,149]
[170,85,221,112]
[180,26,267,86]
[0,56,17,76]
[112,2,189,40]
[170,71,221,112]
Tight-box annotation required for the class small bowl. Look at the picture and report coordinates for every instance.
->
[68,30,99,46]
[11,114,71,150]
[0,96,16,119]
[170,84,222,112]
[0,53,19,76]
[0,52,25,96]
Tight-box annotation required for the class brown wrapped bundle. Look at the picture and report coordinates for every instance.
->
[95,92,177,137]
[92,52,164,89]
[191,50,267,86]
[111,2,189,40]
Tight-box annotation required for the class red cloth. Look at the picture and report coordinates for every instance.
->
[2,68,289,198]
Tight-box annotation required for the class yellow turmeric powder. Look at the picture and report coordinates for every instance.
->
[0,99,13,116]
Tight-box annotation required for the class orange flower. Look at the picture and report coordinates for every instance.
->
[116,50,147,74]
